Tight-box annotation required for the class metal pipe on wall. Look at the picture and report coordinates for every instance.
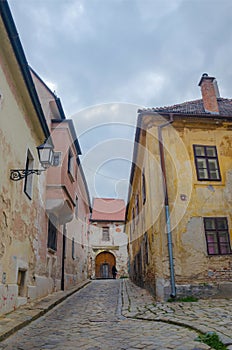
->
[158,114,176,298]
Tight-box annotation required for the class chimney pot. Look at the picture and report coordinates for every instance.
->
[198,73,220,114]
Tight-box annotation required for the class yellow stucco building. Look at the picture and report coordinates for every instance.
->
[126,74,232,300]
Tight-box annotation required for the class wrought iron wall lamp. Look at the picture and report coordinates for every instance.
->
[10,140,54,181]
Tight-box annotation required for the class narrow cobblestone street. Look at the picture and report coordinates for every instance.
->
[0,280,216,350]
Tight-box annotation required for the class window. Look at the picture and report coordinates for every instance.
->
[72,237,75,260]
[135,194,139,223]
[144,232,149,266]
[193,145,221,181]
[47,214,57,251]
[129,223,132,242]
[102,227,110,241]
[142,170,146,204]
[132,208,135,232]
[24,150,34,199]
[68,148,75,179]
[53,152,61,167]
[204,217,231,255]
[75,196,78,218]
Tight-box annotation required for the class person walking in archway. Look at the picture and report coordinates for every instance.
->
[112,265,117,279]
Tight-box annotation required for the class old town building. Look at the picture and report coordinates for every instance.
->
[0,1,53,314]
[89,198,128,279]
[31,69,92,293]
[0,2,91,316]
[126,74,232,300]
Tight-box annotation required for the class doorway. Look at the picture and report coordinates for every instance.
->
[95,251,116,279]
[17,269,26,297]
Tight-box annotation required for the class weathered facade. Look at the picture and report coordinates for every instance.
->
[0,2,52,314]
[126,74,232,300]
[89,198,128,279]
[31,70,92,294]
[0,2,91,316]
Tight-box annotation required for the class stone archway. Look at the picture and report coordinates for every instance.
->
[95,251,116,279]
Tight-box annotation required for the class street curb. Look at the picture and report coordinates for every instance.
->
[0,280,91,342]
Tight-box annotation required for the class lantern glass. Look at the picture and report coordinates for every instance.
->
[37,140,54,169]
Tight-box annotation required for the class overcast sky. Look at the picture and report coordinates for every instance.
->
[8,0,232,203]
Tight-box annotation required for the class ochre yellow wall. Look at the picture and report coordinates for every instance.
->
[163,120,232,283]
[126,116,232,299]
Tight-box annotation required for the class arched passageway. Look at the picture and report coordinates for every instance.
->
[95,251,116,278]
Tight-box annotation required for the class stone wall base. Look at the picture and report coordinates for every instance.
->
[175,282,232,300]
[0,284,18,316]
[161,281,232,301]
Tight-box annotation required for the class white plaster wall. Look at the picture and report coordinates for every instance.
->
[89,222,128,278]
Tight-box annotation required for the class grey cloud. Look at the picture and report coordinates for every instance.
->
[8,0,232,199]
[9,0,232,113]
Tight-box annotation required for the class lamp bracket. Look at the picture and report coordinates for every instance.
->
[10,169,46,181]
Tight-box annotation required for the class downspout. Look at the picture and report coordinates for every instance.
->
[61,224,66,291]
[158,114,176,298]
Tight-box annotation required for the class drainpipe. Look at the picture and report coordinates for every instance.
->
[158,114,176,298]
[61,224,66,291]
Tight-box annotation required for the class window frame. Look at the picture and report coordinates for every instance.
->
[144,232,149,266]
[47,214,57,252]
[203,217,232,255]
[129,223,132,242]
[132,207,135,233]
[135,194,139,223]
[193,145,221,181]
[53,152,61,167]
[68,148,75,181]
[72,237,75,260]
[102,226,110,241]
[75,196,78,219]
[142,170,146,204]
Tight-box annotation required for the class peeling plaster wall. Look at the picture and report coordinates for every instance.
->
[127,119,232,300]
[0,47,47,314]
[65,201,90,287]
[161,123,232,299]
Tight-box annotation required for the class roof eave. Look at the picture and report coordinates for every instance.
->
[138,110,232,120]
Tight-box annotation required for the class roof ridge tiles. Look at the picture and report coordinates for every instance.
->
[138,97,232,116]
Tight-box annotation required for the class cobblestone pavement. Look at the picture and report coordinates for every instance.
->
[0,280,214,350]
[122,279,232,348]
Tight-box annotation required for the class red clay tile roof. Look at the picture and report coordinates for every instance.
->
[138,98,232,117]
[91,198,125,222]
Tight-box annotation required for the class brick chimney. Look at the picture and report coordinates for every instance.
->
[198,73,220,114]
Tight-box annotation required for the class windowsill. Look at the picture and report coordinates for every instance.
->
[193,181,225,187]
[48,247,57,254]
[207,253,232,257]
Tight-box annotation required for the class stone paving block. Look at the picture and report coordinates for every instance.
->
[0,279,231,349]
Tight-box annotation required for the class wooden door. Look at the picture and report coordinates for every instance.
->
[95,251,116,278]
